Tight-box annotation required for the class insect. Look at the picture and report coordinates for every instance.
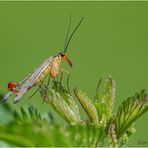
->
[2,16,84,104]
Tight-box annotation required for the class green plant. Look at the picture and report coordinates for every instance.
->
[0,76,148,147]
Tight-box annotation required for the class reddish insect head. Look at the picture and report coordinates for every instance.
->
[63,55,72,67]
[60,53,72,67]
[8,82,18,93]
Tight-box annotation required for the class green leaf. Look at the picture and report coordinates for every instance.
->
[0,120,104,147]
[94,78,102,101]
[51,80,80,118]
[20,107,29,121]
[0,95,14,126]
[74,88,99,126]
[1,76,148,147]
[40,85,80,124]
[115,89,148,138]
[119,123,136,147]
[95,76,115,124]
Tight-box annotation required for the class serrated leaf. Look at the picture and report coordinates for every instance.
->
[95,76,115,124]
[40,86,80,124]
[115,89,148,138]
[74,88,99,126]
[20,107,29,121]
[0,131,35,147]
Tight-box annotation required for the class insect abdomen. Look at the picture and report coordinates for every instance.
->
[50,56,61,78]
[34,55,61,85]
[34,66,51,85]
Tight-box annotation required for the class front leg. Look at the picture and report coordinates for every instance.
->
[60,68,69,83]
[60,68,69,74]
[60,68,71,94]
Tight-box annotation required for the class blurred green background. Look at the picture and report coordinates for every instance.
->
[0,1,148,146]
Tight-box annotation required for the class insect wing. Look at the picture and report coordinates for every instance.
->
[18,58,52,86]
[1,92,14,103]
[13,57,53,103]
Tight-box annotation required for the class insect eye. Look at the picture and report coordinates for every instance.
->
[60,53,65,57]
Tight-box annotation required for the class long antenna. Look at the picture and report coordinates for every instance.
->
[64,15,72,51]
[64,17,84,53]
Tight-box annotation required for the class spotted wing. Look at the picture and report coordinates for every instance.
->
[13,57,53,104]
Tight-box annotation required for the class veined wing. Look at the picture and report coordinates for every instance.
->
[2,57,53,103]
[1,92,14,103]
[13,57,53,103]
[18,57,53,85]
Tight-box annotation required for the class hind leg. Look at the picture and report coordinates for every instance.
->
[28,80,45,99]
[42,75,51,103]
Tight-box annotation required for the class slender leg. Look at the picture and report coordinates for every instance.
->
[52,78,56,90]
[61,68,69,74]
[60,68,71,95]
[39,84,48,104]
[46,75,50,90]
[60,71,63,84]
[28,80,44,99]
[42,75,50,104]
[66,73,71,95]
[28,87,40,99]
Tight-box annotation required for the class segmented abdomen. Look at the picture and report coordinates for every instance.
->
[34,65,51,86]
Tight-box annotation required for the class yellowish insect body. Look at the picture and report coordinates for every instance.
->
[34,55,62,85]
[50,55,61,78]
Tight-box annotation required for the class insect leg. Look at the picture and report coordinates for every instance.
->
[28,87,40,99]
[28,81,44,99]
[44,75,50,97]
[61,68,71,94]
[60,71,63,84]
[42,75,50,104]
[61,68,69,74]
[39,84,48,103]
[66,72,71,95]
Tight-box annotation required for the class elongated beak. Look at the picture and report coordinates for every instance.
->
[63,55,72,67]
